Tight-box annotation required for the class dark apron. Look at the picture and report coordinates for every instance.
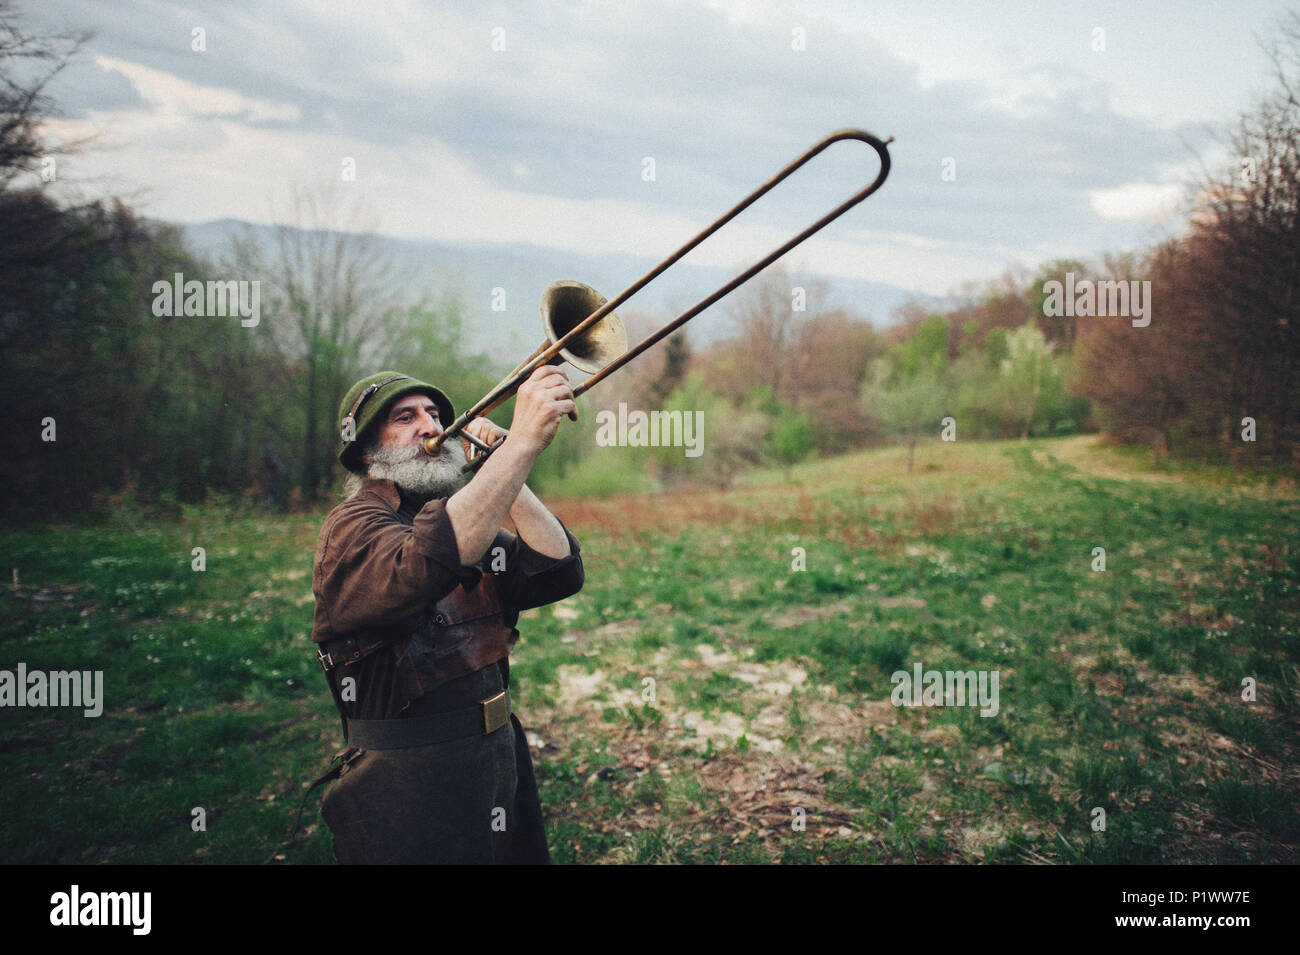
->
[320,664,550,865]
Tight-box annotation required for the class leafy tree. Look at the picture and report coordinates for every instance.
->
[999,325,1058,439]
[950,350,999,438]
[647,330,691,405]
[657,373,769,489]
[1029,259,1088,350]
[862,357,949,473]
[900,314,950,378]
[983,326,1009,367]
[766,410,816,478]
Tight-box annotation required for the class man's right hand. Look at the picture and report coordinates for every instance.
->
[445,365,574,566]
[509,365,576,455]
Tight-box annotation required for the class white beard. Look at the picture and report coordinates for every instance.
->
[365,439,470,498]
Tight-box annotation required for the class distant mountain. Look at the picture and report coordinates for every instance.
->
[178,219,948,357]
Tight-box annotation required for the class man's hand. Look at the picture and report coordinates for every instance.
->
[444,366,574,566]
[460,416,508,464]
[508,366,575,456]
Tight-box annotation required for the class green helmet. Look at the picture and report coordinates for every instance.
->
[336,371,455,475]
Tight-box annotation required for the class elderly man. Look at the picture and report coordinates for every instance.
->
[310,366,583,864]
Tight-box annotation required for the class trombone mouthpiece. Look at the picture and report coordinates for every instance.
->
[422,435,445,455]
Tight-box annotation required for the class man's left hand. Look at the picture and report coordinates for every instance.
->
[460,417,509,462]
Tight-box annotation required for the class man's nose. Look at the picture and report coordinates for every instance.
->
[417,412,442,436]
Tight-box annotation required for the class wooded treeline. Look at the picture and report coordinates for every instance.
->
[2,7,1296,521]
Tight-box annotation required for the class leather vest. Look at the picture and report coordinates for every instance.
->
[321,572,517,708]
[392,572,516,703]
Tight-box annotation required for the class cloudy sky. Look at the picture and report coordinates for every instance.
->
[22,0,1296,308]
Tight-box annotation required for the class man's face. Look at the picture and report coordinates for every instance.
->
[377,394,446,450]
[362,393,469,497]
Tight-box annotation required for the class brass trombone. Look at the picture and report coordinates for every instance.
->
[425,128,894,468]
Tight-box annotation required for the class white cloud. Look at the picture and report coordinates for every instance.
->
[95,55,300,123]
[1088,181,1185,222]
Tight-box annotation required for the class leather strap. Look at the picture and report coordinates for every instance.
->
[339,375,409,439]
[266,745,363,864]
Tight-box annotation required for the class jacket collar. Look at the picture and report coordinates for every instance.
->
[360,476,403,510]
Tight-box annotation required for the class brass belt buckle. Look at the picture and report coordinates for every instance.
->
[482,691,509,734]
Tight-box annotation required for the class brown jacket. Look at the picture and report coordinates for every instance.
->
[311,477,583,722]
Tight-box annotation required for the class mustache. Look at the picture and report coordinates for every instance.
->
[366,437,469,497]
[375,440,460,464]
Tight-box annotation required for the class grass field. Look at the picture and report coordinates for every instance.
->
[2,435,1296,864]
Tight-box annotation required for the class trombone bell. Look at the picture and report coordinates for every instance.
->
[540,281,627,373]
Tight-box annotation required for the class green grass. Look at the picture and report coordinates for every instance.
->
[2,436,1296,863]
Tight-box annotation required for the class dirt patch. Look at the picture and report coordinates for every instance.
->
[730,661,808,697]
[959,823,1005,857]
[879,595,927,609]
[770,600,855,629]
[920,724,962,747]
[585,618,643,643]
[905,498,961,536]
[551,484,823,540]
[554,666,643,713]
[769,595,924,628]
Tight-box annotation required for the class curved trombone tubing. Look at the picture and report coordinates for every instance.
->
[425,128,893,466]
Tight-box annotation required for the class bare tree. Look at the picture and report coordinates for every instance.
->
[232,185,412,499]
[723,264,826,405]
[0,1,88,193]
[789,308,880,450]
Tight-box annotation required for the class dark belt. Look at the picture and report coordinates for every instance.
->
[344,690,511,749]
